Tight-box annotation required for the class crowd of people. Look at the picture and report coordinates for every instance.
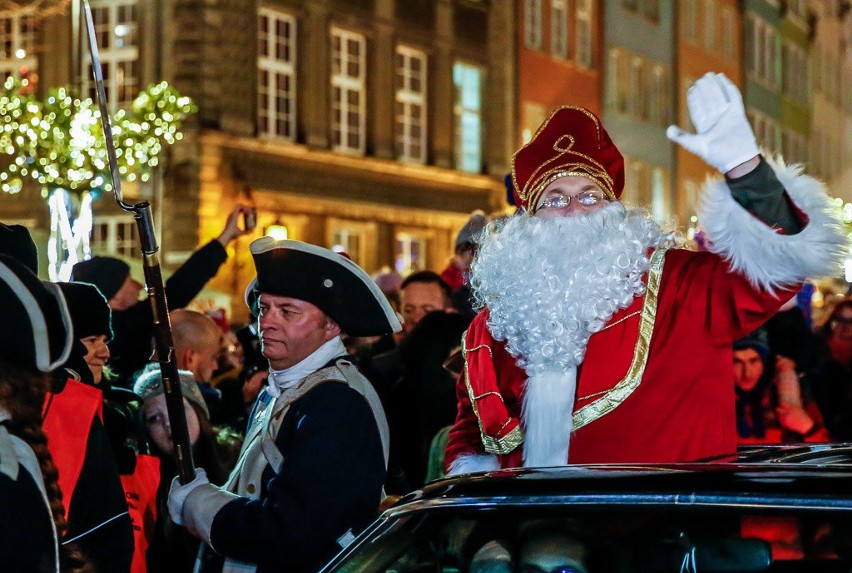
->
[1,73,851,572]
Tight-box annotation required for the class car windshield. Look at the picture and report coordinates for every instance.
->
[329,504,852,573]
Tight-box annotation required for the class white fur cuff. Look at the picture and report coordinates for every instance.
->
[448,454,500,476]
[699,156,846,293]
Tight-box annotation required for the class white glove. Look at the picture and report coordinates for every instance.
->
[167,467,209,526]
[666,72,759,174]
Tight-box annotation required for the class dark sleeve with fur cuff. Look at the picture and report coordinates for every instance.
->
[726,157,802,234]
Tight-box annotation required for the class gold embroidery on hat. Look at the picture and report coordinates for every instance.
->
[512,105,617,210]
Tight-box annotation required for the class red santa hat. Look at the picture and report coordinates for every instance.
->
[511,106,625,213]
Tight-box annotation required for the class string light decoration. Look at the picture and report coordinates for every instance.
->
[0,78,196,279]
[0,77,196,194]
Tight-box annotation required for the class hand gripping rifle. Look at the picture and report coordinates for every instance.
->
[82,0,195,483]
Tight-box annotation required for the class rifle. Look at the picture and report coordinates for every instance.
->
[82,0,195,483]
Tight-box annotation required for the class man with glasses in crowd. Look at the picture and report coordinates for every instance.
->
[445,73,846,472]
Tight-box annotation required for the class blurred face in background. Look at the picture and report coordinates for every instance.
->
[733,348,765,392]
[143,394,201,455]
[829,303,852,345]
[108,276,143,311]
[81,334,110,385]
[400,282,448,335]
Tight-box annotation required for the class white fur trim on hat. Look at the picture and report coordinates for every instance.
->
[447,453,500,476]
[699,156,846,294]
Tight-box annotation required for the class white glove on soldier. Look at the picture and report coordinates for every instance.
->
[666,72,759,174]
[168,467,209,526]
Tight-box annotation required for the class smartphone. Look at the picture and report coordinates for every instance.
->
[243,208,257,231]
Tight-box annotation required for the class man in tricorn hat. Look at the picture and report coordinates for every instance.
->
[445,73,846,472]
[168,237,399,573]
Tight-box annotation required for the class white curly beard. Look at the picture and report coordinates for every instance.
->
[471,202,669,377]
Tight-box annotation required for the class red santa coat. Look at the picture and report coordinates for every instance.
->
[446,247,799,469]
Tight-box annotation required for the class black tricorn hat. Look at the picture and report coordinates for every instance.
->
[245,238,401,337]
[0,255,73,372]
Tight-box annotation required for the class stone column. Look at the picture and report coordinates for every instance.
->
[371,0,396,159]
[484,0,516,178]
[432,0,455,169]
[304,0,331,149]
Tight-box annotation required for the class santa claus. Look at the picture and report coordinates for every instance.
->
[445,73,846,473]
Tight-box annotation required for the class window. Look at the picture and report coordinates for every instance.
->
[395,45,427,164]
[782,41,808,105]
[682,0,697,43]
[82,0,139,111]
[683,179,701,224]
[607,48,628,112]
[783,129,808,167]
[648,65,668,127]
[622,156,641,205]
[395,232,427,275]
[551,0,569,60]
[679,75,696,131]
[328,219,376,269]
[628,56,645,119]
[576,0,593,68]
[258,9,297,140]
[721,7,735,62]
[745,15,779,90]
[524,0,542,50]
[787,0,807,20]
[452,62,482,173]
[703,0,716,53]
[331,28,366,155]
[0,10,37,89]
[650,166,669,223]
[522,102,548,144]
[92,216,138,258]
[640,0,659,21]
[748,108,781,154]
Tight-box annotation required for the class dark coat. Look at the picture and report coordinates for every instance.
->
[202,382,386,573]
[110,240,228,384]
[0,426,57,573]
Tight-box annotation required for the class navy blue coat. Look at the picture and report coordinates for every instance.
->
[202,382,386,573]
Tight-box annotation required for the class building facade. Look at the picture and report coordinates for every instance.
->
[673,0,742,229]
[0,0,512,320]
[517,0,603,148]
[810,0,852,205]
[602,0,676,223]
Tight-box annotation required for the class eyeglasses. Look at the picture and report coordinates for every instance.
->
[536,190,607,211]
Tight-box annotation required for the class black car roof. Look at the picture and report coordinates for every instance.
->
[390,444,852,515]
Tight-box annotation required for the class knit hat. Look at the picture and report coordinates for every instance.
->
[455,211,488,250]
[71,256,131,301]
[57,282,113,341]
[245,238,402,337]
[0,222,38,273]
[0,254,73,372]
[132,364,210,420]
[733,328,771,358]
[512,106,625,213]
